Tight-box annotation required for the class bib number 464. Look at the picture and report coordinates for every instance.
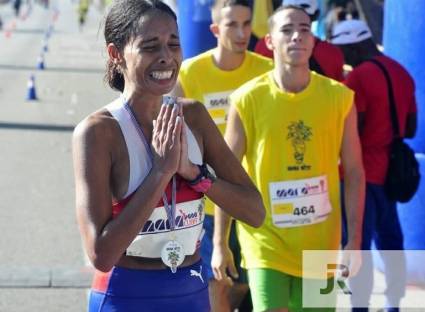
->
[293,205,315,216]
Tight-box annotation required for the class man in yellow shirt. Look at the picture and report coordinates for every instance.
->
[171,1,272,311]
[212,5,365,312]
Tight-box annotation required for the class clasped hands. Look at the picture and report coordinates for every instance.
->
[151,101,199,181]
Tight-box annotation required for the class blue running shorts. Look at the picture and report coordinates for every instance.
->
[89,260,210,312]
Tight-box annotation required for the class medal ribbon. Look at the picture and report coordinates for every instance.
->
[122,95,177,231]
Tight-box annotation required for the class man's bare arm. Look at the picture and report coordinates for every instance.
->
[212,104,249,281]
[341,105,365,250]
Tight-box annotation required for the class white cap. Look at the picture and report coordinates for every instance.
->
[282,0,318,16]
[331,19,372,45]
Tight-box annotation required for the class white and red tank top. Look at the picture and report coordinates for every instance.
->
[106,99,205,258]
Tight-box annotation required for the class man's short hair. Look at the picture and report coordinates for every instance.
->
[211,0,251,23]
[268,5,311,31]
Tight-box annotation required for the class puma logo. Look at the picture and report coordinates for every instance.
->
[190,265,204,283]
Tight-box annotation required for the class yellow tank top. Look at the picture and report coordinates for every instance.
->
[231,71,353,277]
[179,49,273,215]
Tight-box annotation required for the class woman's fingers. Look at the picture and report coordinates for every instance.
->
[166,104,179,146]
[212,265,223,281]
[159,104,172,145]
[153,103,178,152]
[154,104,167,138]
[172,115,182,150]
[152,119,158,150]
[180,116,187,144]
[177,102,182,118]
[153,102,182,157]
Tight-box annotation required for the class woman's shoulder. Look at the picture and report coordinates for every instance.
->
[73,99,120,146]
[177,97,207,116]
[177,97,211,134]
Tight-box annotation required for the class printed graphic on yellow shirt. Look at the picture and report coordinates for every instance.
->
[287,120,313,171]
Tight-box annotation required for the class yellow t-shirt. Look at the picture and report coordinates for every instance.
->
[231,71,353,277]
[179,49,273,215]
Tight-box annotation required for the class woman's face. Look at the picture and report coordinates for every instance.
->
[121,12,182,96]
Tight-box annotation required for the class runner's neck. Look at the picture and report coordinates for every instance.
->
[273,65,310,94]
[212,47,246,71]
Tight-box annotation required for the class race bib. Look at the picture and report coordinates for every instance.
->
[203,91,232,125]
[269,175,332,228]
[126,198,205,258]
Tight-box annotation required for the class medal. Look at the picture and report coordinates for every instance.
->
[160,175,185,273]
[161,240,185,273]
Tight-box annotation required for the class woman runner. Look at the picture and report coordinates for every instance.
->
[72,1,265,311]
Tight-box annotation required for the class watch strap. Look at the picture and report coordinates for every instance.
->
[187,164,215,193]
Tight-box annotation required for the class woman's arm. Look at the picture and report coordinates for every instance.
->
[73,105,182,272]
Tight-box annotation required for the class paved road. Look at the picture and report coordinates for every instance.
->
[0,1,115,311]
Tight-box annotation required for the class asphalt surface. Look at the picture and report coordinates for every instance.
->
[0,1,116,311]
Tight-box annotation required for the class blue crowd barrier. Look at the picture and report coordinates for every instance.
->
[178,0,216,60]
[383,0,425,286]
[383,0,424,153]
